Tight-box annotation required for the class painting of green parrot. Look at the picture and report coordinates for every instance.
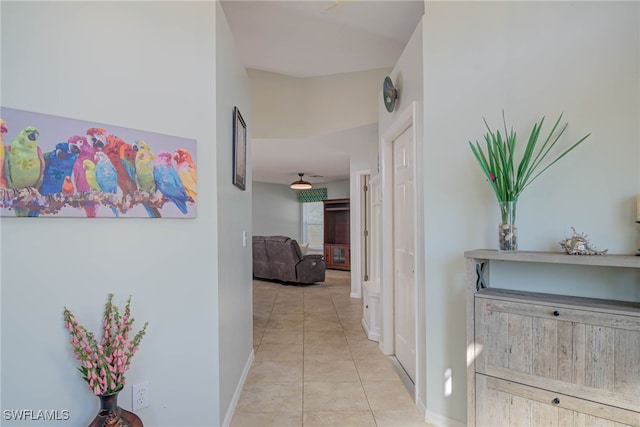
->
[4,126,44,216]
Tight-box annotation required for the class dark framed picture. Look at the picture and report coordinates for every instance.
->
[232,106,247,191]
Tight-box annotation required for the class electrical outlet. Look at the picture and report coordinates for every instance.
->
[132,381,149,411]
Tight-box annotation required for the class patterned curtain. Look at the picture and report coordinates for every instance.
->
[298,188,327,203]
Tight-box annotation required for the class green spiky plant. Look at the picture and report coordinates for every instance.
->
[469,112,590,224]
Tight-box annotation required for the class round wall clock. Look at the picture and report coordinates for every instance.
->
[383,76,397,113]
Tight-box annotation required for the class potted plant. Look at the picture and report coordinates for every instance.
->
[64,294,148,426]
[469,112,590,251]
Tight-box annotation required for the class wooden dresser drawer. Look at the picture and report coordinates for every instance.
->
[475,291,640,411]
[476,374,640,427]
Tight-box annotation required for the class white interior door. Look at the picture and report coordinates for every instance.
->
[393,125,416,382]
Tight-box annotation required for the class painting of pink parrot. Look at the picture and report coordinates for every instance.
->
[69,135,98,217]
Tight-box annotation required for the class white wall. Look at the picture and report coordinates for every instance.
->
[1,2,221,426]
[422,1,639,424]
[305,68,391,137]
[216,3,254,425]
[324,180,350,199]
[247,69,307,139]
[249,68,390,139]
[252,182,301,240]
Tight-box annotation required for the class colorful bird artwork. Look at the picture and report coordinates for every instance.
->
[82,159,100,191]
[5,126,44,189]
[174,148,197,202]
[69,135,98,217]
[4,126,45,216]
[41,142,79,196]
[154,151,188,214]
[105,134,160,218]
[62,176,75,195]
[86,128,109,151]
[133,140,157,194]
[120,142,137,184]
[0,119,7,188]
[102,134,137,196]
[94,151,119,217]
[0,108,197,218]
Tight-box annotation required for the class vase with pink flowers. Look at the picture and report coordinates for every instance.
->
[64,294,148,427]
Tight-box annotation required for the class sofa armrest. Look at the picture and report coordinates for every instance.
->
[295,257,326,284]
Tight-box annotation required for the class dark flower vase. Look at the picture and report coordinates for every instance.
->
[89,391,143,427]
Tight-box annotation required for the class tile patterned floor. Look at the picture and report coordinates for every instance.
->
[231,270,432,427]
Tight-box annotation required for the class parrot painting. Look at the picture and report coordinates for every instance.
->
[105,134,160,218]
[133,140,157,194]
[82,160,100,191]
[93,152,120,217]
[154,151,188,215]
[120,142,137,184]
[0,119,7,188]
[102,134,137,196]
[69,135,98,217]
[173,148,197,202]
[4,126,44,216]
[62,176,75,195]
[86,128,109,151]
[41,142,79,196]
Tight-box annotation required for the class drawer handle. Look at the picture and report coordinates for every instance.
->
[552,398,560,405]
[553,310,560,317]
[366,305,369,308]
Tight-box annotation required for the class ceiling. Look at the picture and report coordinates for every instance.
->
[220,0,424,185]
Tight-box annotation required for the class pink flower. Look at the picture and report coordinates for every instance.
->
[64,295,148,395]
[489,172,496,182]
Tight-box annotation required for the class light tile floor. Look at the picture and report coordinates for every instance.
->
[231,270,433,427]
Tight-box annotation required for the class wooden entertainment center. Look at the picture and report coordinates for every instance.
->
[323,198,350,270]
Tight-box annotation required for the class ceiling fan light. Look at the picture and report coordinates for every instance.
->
[290,173,312,190]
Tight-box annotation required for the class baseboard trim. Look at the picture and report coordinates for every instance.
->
[350,291,361,299]
[424,410,466,427]
[222,348,254,427]
[416,397,427,419]
[361,317,380,341]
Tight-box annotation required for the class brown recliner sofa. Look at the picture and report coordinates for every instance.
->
[252,235,325,284]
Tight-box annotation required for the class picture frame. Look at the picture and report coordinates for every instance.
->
[232,106,247,191]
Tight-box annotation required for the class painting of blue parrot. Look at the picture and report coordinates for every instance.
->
[41,142,79,196]
[4,126,44,216]
[154,151,188,214]
[94,151,119,217]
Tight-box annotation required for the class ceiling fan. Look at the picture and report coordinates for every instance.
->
[290,173,313,190]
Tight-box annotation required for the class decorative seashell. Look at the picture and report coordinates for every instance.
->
[559,227,608,255]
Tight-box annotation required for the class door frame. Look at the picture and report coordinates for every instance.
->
[380,101,420,386]
[350,169,371,299]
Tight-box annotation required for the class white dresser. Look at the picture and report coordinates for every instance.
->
[465,250,640,427]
